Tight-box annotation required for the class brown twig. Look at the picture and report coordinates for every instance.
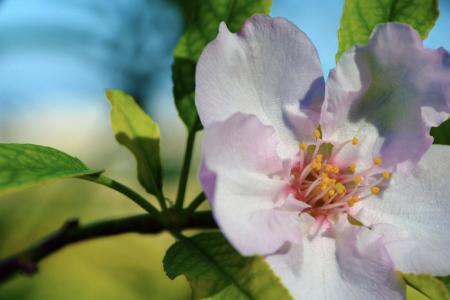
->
[0,211,216,284]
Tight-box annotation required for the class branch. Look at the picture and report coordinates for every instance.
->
[0,211,216,284]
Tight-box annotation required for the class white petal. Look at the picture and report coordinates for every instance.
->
[321,23,450,172]
[212,172,302,256]
[266,226,403,300]
[359,145,450,274]
[196,14,324,152]
[201,113,301,255]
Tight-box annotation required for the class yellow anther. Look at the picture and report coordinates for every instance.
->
[313,129,321,139]
[336,183,346,194]
[348,163,357,173]
[315,154,323,162]
[321,184,328,191]
[352,136,359,145]
[382,171,391,180]
[373,156,383,166]
[347,196,360,207]
[312,162,322,171]
[371,186,381,195]
[328,189,336,196]
[330,179,336,185]
[325,164,333,173]
[299,143,307,151]
[332,166,340,174]
[353,176,363,184]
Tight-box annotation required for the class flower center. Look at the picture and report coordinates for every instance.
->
[289,129,391,218]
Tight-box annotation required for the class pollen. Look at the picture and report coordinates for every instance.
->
[347,196,360,207]
[299,143,307,151]
[312,162,322,171]
[382,171,391,180]
[353,176,363,184]
[313,129,321,139]
[348,163,357,173]
[336,183,346,194]
[352,136,359,145]
[325,164,333,173]
[328,189,336,196]
[373,156,382,166]
[315,154,323,162]
[332,166,340,174]
[371,186,381,195]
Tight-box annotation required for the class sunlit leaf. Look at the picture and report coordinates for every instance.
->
[336,0,439,61]
[172,0,272,130]
[438,275,450,293]
[163,232,292,300]
[403,273,450,300]
[0,143,97,195]
[106,89,163,197]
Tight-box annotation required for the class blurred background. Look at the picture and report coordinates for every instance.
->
[0,1,448,299]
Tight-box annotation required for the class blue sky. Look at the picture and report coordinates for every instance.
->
[0,0,449,118]
[272,0,450,75]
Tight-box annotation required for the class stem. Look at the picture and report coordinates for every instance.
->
[81,174,160,218]
[175,126,197,209]
[0,211,216,284]
[185,192,207,215]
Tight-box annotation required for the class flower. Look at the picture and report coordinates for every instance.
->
[196,14,450,299]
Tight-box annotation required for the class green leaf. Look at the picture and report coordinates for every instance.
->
[172,58,201,131]
[172,0,272,130]
[431,118,450,145]
[106,89,163,197]
[403,273,450,300]
[336,0,439,61]
[437,275,450,293]
[0,143,97,195]
[163,232,292,300]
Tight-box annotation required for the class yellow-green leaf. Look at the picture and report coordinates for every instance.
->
[336,0,439,61]
[106,89,163,197]
[403,273,450,300]
[0,143,97,195]
[163,232,292,300]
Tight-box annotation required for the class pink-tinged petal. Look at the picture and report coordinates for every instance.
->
[201,113,301,255]
[282,104,317,145]
[321,23,450,173]
[266,225,403,300]
[202,113,286,177]
[358,145,450,275]
[196,14,324,151]
[199,160,216,203]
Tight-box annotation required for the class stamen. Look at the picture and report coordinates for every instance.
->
[347,196,360,207]
[352,176,363,184]
[348,163,357,174]
[289,138,392,219]
[315,154,323,162]
[335,183,346,194]
[373,156,382,166]
[313,129,321,139]
[371,186,380,195]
